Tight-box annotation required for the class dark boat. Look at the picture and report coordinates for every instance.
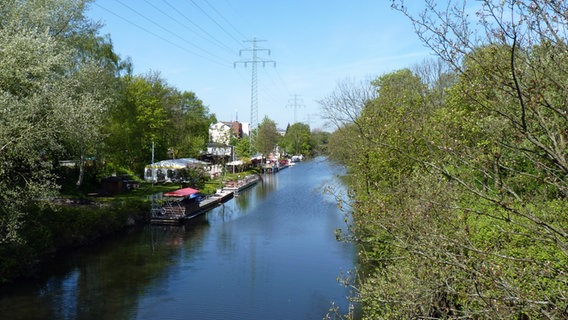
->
[151,187,233,224]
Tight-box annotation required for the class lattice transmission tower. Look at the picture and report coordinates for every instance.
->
[234,38,275,153]
[286,94,305,124]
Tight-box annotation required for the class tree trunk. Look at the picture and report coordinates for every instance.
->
[76,149,85,188]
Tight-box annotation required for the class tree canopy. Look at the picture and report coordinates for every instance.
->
[325,1,568,318]
[0,0,215,249]
[254,116,280,156]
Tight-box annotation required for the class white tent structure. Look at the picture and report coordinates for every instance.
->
[144,158,222,182]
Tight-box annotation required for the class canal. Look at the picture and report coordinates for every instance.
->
[0,157,356,319]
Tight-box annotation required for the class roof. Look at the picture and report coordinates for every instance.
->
[163,187,200,197]
[226,160,243,166]
[145,158,208,169]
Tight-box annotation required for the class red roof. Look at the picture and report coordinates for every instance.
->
[163,187,199,197]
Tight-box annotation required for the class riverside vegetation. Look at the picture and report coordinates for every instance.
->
[3,0,567,319]
[0,0,327,283]
[322,1,568,319]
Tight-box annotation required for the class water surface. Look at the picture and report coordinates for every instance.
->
[0,157,355,319]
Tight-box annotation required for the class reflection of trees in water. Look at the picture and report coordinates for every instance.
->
[0,158,356,319]
[231,174,277,211]
[2,222,212,320]
[234,189,252,211]
[255,174,277,198]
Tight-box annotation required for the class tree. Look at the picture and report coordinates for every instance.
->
[234,136,252,159]
[309,129,330,156]
[318,77,377,131]
[254,116,280,156]
[0,0,114,244]
[165,90,215,158]
[103,73,215,175]
[103,73,172,174]
[282,123,311,155]
[340,1,568,318]
[61,33,124,188]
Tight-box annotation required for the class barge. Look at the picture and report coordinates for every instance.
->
[222,174,260,193]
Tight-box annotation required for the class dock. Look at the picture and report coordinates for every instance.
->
[222,174,260,193]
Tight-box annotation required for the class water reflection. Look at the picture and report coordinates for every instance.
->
[0,158,356,320]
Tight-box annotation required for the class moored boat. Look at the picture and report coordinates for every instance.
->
[223,174,260,192]
[151,187,233,224]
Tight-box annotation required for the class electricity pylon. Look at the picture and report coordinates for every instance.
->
[234,38,275,154]
[286,94,305,124]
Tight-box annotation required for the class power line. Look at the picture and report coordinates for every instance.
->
[95,3,224,66]
[162,0,239,55]
[190,0,246,48]
[115,0,228,64]
[273,67,292,96]
[234,38,276,153]
[286,94,305,124]
[201,0,249,41]
[143,0,235,55]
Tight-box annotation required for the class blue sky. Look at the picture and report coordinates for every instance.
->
[87,1,434,130]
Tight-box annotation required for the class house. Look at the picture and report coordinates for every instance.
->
[206,121,244,159]
[209,121,243,144]
[206,142,232,157]
[224,121,243,139]
[209,121,232,145]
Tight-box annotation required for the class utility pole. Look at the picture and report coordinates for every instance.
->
[286,94,305,124]
[234,37,275,154]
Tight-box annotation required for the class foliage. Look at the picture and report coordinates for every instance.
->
[281,122,312,155]
[318,77,377,131]
[326,1,568,318]
[234,136,252,158]
[175,167,209,189]
[310,129,331,156]
[166,91,216,158]
[0,0,103,245]
[254,116,280,156]
[102,73,215,175]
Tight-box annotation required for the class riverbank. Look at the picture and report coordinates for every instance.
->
[0,198,148,283]
[0,171,260,284]
[0,157,355,320]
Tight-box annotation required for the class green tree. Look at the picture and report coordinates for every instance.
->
[0,0,115,244]
[254,116,280,156]
[339,1,568,318]
[103,73,214,175]
[165,90,215,158]
[103,73,172,174]
[309,129,330,156]
[234,137,252,158]
[282,123,311,155]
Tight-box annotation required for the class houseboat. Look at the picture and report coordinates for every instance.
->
[223,174,260,193]
[151,187,234,224]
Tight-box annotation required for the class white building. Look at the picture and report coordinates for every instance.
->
[209,121,232,145]
[144,158,223,182]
